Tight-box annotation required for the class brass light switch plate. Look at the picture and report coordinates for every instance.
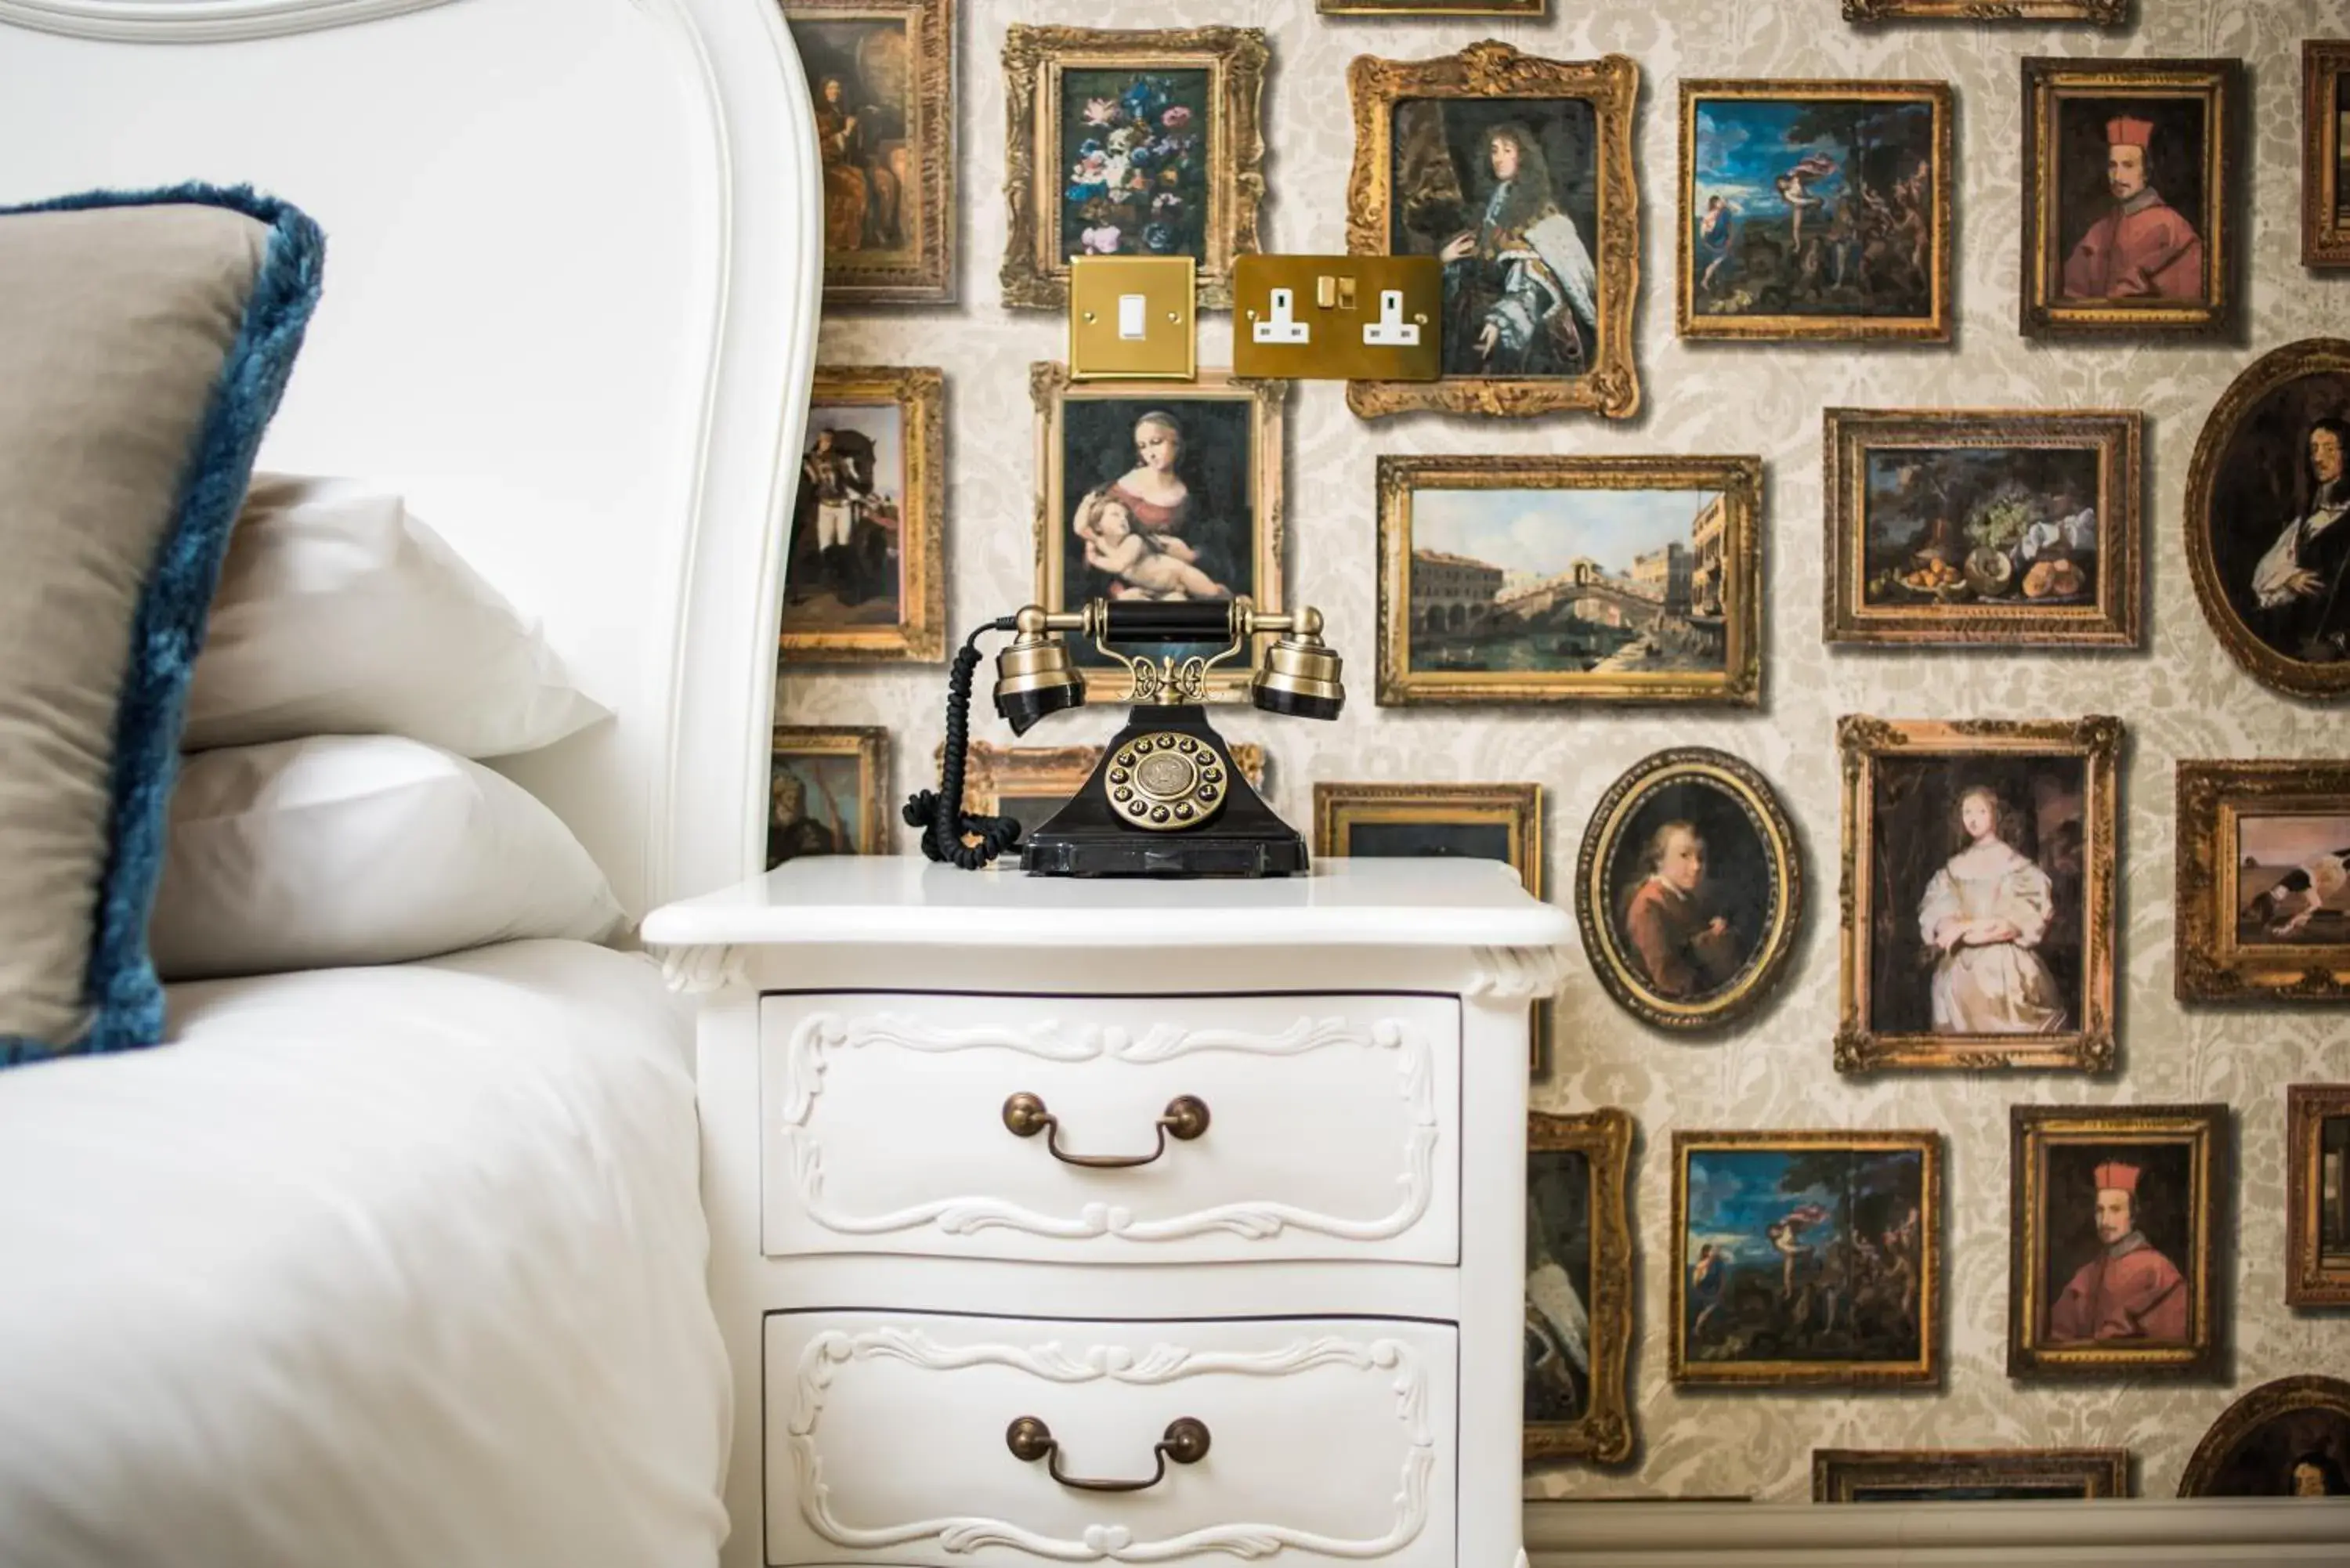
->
[1068,255,1196,381]
[1231,255,1442,382]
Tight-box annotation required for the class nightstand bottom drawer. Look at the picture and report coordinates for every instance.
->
[765,1309,1459,1568]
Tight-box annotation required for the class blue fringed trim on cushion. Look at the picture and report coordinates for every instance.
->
[0,184,324,1067]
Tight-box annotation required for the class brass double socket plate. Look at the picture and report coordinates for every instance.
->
[1068,255,1196,381]
[1231,254,1442,382]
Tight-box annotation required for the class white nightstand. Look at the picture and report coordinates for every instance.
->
[644,856,1570,1568]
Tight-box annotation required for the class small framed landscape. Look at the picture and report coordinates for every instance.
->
[1679,78,1953,344]
[1575,748,1803,1033]
[1812,1448,2129,1503]
[1835,716,2120,1073]
[2007,1104,2228,1380]
[2176,761,2350,1003]
[2307,42,2350,269]
[781,367,945,664]
[1824,408,2143,648]
[1525,1108,1634,1466]
[1343,42,1640,421]
[2180,1376,2350,1496]
[1844,0,2127,19]
[1000,25,1267,311]
[1375,454,1762,707]
[767,725,888,869]
[2287,1084,2350,1308]
[964,741,1264,847]
[1671,1129,1940,1389]
[2020,56,2240,339]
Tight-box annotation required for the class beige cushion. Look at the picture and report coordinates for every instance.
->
[0,204,268,1046]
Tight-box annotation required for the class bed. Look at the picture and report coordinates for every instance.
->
[0,2,822,1564]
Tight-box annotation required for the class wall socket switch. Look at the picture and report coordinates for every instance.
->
[1231,254,1441,382]
[1068,255,1196,381]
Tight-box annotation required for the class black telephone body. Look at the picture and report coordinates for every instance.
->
[904,597,1343,879]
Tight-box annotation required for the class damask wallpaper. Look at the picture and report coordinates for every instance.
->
[779,0,2348,1501]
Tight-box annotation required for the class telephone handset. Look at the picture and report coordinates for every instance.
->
[903,596,1343,877]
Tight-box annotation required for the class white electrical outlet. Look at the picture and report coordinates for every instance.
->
[1252,287,1310,345]
[1363,289,1419,348]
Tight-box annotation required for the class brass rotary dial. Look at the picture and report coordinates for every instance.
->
[1104,732,1229,833]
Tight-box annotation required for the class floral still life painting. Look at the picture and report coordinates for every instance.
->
[1060,70,1211,265]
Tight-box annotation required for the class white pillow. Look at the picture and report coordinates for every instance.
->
[150,735,627,981]
[183,475,608,758]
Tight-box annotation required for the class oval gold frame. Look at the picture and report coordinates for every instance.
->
[1574,747,1802,1031]
[2184,337,2350,699]
[2177,1374,2350,1496]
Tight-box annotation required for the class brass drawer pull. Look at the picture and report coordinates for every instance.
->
[1005,1415,1210,1493]
[1001,1092,1209,1169]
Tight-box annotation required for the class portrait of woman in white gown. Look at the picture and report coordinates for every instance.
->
[1917,785,2068,1034]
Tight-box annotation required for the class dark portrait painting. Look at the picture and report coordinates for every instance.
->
[783,401,905,634]
[1865,754,2089,1037]
[1348,818,1513,862]
[1861,446,2103,609]
[1673,1134,1936,1386]
[1603,774,1778,1006]
[2196,362,2350,671]
[1058,68,1213,265]
[2052,95,2210,303]
[2236,815,2350,945]
[2324,1111,2350,1266]
[768,750,866,868]
[1686,88,1944,331]
[1525,1146,1593,1425]
[2034,1140,2199,1349]
[1389,96,1601,380]
[792,15,918,262]
[2182,1378,2350,1497]
[1054,393,1258,669]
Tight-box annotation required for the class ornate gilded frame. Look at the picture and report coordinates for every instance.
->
[1835,715,2121,1072]
[1678,78,1954,344]
[1525,1107,1634,1465]
[2306,43,2350,268]
[2184,338,2350,699]
[2175,761,2350,1003]
[2020,56,2240,339]
[768,724,889,858]
[1311,781,1542,896]
[1846,0,2127,20]
[1812,1447,2129,1501]
[1575,748,1803,1033]
[1000,26,1267,312]
[2287,1084,2350,1308]
[1029,362,1287,703]
[1320,0,1542,13]
[781,366,945,663]
[2008,1103,2228,1379]
[786,0,956,305]
[1669,1129,1943,1389]
[2179,1375,2350,1494]
[1823,408,2144,648]
[1343,43,1640,421]
[1375,454,1762,706]
[959,740,1264,818]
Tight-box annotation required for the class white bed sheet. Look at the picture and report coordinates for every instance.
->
[0,939,729,1568]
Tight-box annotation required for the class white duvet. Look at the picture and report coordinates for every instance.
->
[0,940,729,1568]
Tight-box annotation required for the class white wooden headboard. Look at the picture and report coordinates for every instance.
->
[0,0,822,916]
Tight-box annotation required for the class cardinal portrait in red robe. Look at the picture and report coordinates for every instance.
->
[2047,1158,2190,1343]
[2059,114,2206,302]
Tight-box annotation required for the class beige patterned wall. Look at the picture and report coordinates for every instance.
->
[783,0,2348,1502]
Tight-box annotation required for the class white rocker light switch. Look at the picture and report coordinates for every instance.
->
[1252,287,1310,345]
[1364,289,1419,348]
[1118,293,1148,341]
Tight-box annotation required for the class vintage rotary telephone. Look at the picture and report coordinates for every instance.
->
[903,597,1343,876]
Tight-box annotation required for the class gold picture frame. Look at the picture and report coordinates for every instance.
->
[1525,1108,1634,1466]
[766,724,889,868]
[781,366,946,663]
[1000,26,1268,312]
[1823,408,2144,648]
[1835,716,2121,1073]
[786,0,956,306]
[1375,454,1762,707]
[1343,42,1640,421]
[1670,1129,1942,1389]
[2178,1375,2350,1495]
[2287,1084,2350,1308]
[2182,338,2350,701]
[1575,748,1803,1033]
[2008,1104,2228,1379]
[2175,761,2350,1003]
[1679,78,1954,344]
[1812,1448,2130,1502]
[1320,0,1543,13]
[1030,362,1286,703]
[1846,0,2127,19]
[2306,42,2350,269]
[2020,56,2240,339]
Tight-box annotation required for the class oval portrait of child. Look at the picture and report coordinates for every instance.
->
[2186,338,2350,697]
[1575,748,1803,1031]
